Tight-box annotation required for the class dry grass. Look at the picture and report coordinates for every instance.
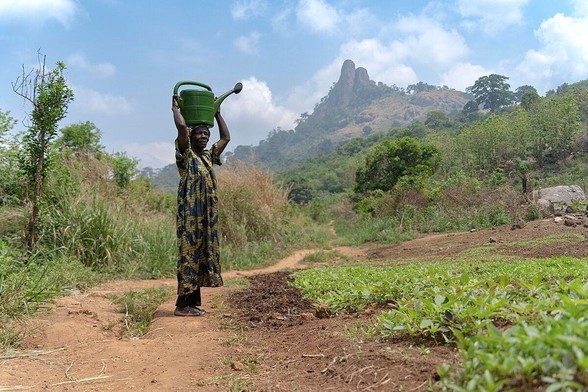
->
[217,161,291,245]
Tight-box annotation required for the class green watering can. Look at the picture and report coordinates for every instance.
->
[173,81,243,127]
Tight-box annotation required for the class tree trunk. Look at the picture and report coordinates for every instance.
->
[25,131,46,250]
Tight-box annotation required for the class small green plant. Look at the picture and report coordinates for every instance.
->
[110,286,173,338]
[332,216,413,246]
[524,202,543,221]
[302,250,331,263]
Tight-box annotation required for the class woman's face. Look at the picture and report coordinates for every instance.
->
[190,126,210,150]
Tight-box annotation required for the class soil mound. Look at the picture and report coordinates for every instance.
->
[228,271,316,330]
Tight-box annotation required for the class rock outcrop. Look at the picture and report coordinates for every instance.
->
[533,185,587,217]
[326,59,371,109]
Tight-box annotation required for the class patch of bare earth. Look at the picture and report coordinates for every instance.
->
[369,217,588,261]
[1,218,585,391]
[226,271,457,391]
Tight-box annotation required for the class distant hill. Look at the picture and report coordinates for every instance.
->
[146,59,472,192]
[227,59,472,171]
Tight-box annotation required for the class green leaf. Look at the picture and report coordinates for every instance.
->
[419,319,434,329]
[435,294,446,307]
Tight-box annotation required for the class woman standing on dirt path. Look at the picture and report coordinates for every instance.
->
[171,95,230,316]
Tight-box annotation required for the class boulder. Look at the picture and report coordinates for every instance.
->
[533,185,586,203]
[533,185,586,217]
[536,198,554,217]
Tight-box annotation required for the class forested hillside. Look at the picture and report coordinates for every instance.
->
[226,59,472,171]
[149,62,588,224]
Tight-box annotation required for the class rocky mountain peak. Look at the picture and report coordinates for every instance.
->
[328,59,371,108]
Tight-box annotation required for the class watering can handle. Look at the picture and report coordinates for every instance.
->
[173,81,213,96]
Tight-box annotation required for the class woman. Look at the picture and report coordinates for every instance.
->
[172,95,230,316]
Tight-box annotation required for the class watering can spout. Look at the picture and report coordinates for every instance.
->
[214,82,243,111]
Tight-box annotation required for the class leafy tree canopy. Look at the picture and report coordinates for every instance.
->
[0,109,16,140]
[355,137,440,194]
[407,81,438,94]
[57,121,103,153]
[514,85,538,103]
[108,151,139,188]
[467,74,514,113]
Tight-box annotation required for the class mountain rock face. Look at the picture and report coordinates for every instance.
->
[326,59,370,109]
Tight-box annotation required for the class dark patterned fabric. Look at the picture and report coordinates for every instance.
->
[175,288,201,307]
[175,139,223,297]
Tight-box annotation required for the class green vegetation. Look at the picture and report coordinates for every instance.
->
[293,257,588,390]
[466,73,514,113]
[110,286,174,337]
[0,58,329,349]
[268,76,588,245]
[13,57,74,250]
[354,137,440,194]
[4,57,588,390]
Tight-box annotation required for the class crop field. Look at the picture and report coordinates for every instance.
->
[293,256,588,390]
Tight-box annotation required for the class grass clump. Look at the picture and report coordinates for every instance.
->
[110,286,174,338]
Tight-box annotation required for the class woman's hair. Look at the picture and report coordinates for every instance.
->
[189,125,210,134]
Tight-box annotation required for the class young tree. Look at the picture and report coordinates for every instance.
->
[458,100,485,124]
[355,137,440,194]
[467,74,514,113]
[12,54,74,249]
[108,151,139,188]
[0,109,16,141]
[529,93,580,167]
[57,121,103,154]
[425,110,457,133]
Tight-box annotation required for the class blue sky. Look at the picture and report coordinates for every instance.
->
[0,0,587,168]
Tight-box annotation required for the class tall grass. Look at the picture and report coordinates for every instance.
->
[0,154,333,350]
[217,161,333,270]
[39,156,328,276]
[38,155,177,278]
[328,180,529,246]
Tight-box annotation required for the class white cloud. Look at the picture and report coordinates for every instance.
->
[231,0,267,20]
[440,62,492,91]
[296,0,340,34]
[457,0,529,35]
[342,8,378,36]
[71,85,132,116]
[0,0,77,26]
[571,0,588,18]
[283,0,376,38]
[220,77,298,147]
[271,8,293,34]
[234,32,261,55]
[123,142,175,169]
[517,13,588,90]
[394,16,469,67]
[67,53,116,79]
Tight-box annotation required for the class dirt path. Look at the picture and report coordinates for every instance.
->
[0,248,354,391]
[1,218,586,391]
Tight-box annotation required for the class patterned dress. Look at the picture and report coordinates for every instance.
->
[175,139,223,297]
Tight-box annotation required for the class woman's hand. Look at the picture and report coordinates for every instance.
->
[172,95,180,111]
